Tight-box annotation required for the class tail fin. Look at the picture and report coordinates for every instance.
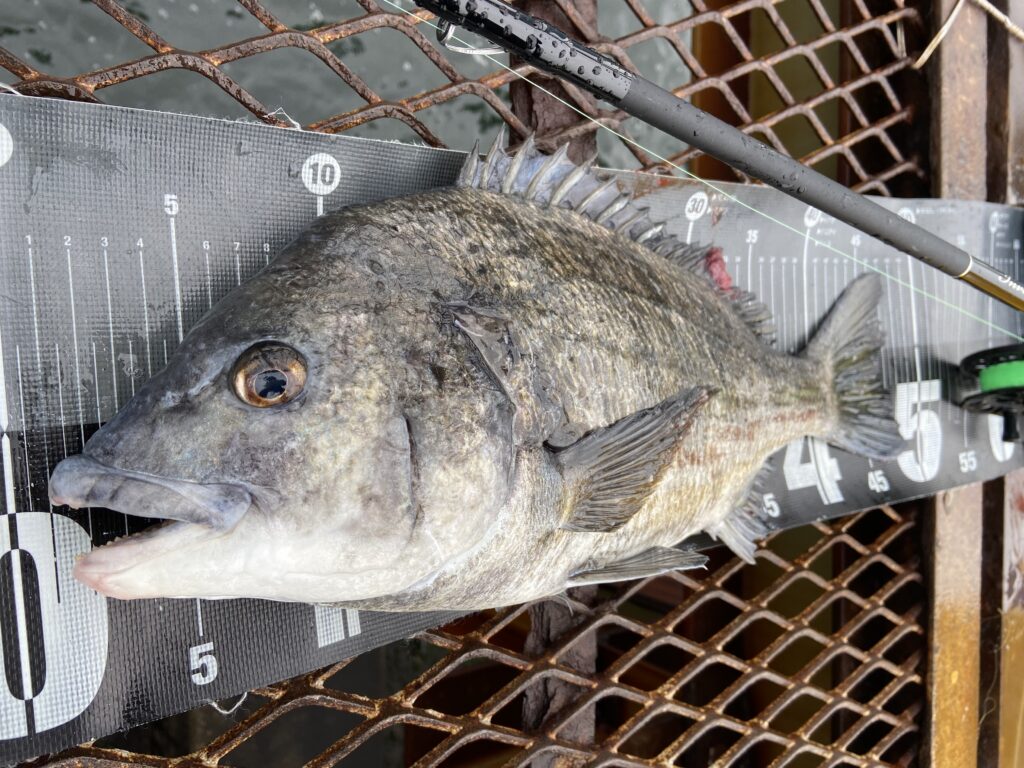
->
[804,274,904,460]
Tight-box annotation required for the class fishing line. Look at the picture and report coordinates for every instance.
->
[380,0,1024,343]
[914,0,1024,69]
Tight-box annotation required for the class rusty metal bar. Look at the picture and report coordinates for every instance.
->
[928,0,990,201]
[925,485,984,767]
[997,471,1024,768]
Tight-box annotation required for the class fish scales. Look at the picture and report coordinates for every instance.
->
[47,135,902,608]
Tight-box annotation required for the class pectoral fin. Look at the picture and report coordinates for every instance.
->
[556,387,714,533]
[568,546,708,587]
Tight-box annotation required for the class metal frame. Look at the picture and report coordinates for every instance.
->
[923,2,1024,764]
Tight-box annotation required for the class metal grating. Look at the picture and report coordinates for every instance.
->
[1,0,927,195]
[40,504,925,767]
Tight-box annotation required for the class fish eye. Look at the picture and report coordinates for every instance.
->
[231,342,307,408]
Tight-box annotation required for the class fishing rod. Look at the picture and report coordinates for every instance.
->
[411,0,1024,313]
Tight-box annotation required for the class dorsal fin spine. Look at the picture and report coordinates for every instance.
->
[527,144,568,200]
[502,135,533,194]
[614,210,646,234]
[577,178,617,215]
[596,194,630,225]
[458,140,481,186]
[550,153,595,207]
[635,223,664,243]
[455,135,776,345]
[478,127,506,189]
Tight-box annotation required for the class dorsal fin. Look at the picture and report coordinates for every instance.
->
[458,133,775,345]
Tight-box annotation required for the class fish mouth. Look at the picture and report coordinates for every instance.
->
[49,454,252,529]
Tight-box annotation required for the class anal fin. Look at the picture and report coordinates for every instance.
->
[556,387,714,533]
[568,546,708,587]
[705,462,775,564]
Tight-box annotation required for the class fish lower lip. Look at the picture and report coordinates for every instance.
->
[49,454,252,529]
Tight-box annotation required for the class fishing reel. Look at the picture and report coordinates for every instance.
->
[960,343,1024,443]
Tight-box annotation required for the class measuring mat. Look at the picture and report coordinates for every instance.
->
[0,95,1021,762]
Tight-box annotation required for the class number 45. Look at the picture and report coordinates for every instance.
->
[867,469,890,493]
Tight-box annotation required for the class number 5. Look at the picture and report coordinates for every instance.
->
[894,380,942,483]
[189,642,218,685]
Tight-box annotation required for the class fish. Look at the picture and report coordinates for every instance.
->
[48,134,903,609]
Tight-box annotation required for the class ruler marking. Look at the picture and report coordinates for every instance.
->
[127,338,136,397]
[15,348,30,496]
[1,436,14,521]
[811,238,819,345]
[1014,231,1021,335]
[882,255,899,391]
[802,226,811,350]
[26,246,42,377]
[169,217,184,342]
[901,253,925,466]
[1015,236,1022,337]
[204,245,213,309]
[65,247,86,445]
[988,221,996,343]
[54,344,68,458]
[102,246,119,411]
[746,239,753,291]
[92,342,102,425]
[791,252,799,352]
[139,244,152,376]
[21,243,53,506]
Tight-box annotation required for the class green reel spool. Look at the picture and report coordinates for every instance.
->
[960,343,1024,443]
[978,360,1024,393]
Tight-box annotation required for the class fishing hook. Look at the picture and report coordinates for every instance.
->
[436,19,505,56]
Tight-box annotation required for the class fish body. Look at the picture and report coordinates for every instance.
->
[49,138,901,608]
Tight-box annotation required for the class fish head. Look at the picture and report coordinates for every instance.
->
[49,236,515,603]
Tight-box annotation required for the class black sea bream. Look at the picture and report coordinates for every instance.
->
[49,136,902,608]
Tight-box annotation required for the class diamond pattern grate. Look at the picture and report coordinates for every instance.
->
[0,0,928,195]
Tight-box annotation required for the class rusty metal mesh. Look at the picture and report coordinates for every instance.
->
[0,0,928,196]
[44,504,925,767]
